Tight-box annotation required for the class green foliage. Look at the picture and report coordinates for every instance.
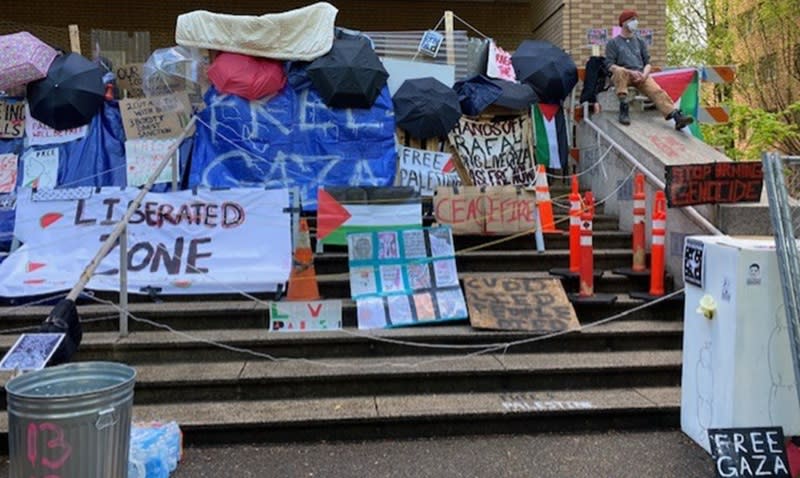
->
[703,101,800,160]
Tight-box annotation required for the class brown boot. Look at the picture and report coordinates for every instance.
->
[669,109,694,131]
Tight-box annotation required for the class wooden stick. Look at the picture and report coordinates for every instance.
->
[68,25,81,54]
[444,11,455,66]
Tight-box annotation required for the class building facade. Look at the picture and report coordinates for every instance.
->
[3,0,666,68]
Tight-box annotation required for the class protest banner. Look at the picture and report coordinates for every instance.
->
[116,63,145,98]
[119,92,193,140]
[0,101,25,139]
[349,226,468,329]
[0,187,292,297]
[448,116,536,186]
[25,104,87,146]
[269,300,343,332]
[395,145,461,196]
[463,276,579,333]
[0,154,18,193]
[665,162,763,207]
[708,427,791,478]
[125,138,181,186]
[434,185,536,235]
[21,148,59,189]
[486,40,516,82]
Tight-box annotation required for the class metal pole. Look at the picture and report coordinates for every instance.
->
[119,224,128,337]
[65,117,197,302]
[763,151,800,407]
[171,150,179,192]
[533,205,545,252]
[581,102,723,236]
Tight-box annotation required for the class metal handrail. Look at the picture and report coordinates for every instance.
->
[581,102,723,236]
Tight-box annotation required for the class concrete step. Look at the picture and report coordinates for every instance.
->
[315,249,643,275]
[0,386,679,447]
[0,320,682,366]
[0,292,683,332]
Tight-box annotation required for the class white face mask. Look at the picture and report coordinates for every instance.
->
[626,19,639,32]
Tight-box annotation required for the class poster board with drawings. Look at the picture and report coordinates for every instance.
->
[269,300,343,332]
[463,275,580,333]
[21,148,59,189]
[434,185,537,235]
[349,226,468,329]
[0,153,18,193]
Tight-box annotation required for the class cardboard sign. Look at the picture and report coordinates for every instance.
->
[448,116,536,186]
[708,427,791,477]
[25,104,88,146]
[125,138,181,186]
[21,148,59,189]
[665,162,763,207]
[116,63,145,98]
[0,101,25,138]
[395,146,461,196]
[349,226,468,329]
[0,333,65,371]
[434,186,536,235]
[0,153,18,193]
[486,40,516,82]
[119,93,193,140]
[463,276,580,333]
[269,300,343,332]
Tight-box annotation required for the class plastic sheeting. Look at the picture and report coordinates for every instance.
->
[190,64,397,210]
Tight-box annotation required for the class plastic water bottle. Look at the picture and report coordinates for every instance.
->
[129,421,183,478]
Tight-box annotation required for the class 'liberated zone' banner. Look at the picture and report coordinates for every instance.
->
[448,116,535,186]
[0,188,292,297]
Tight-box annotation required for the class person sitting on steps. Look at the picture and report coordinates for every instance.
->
[604,9,694,130]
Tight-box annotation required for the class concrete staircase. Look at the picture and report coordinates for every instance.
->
[0,184,685,447]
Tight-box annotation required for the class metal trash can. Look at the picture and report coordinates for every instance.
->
[6,361,136,478]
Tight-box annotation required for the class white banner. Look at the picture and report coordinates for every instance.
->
[395,145,461,196]
[24,104,88,146]
[0,187,292,297]
[486,40,516,82]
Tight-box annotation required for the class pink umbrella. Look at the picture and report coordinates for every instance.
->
[0,32,58,91]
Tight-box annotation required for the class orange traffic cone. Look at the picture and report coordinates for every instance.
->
[286,218,320,301]
[535,165,557,232]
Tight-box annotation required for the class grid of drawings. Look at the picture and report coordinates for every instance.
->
[348,226,468,329]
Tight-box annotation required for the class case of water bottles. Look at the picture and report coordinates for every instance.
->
[128,421,183,478]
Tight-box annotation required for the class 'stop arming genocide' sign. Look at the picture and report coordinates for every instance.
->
[434,185,537,235]
[448,116,536,186]
[0,100,25,139]
[395,145,461,196]
[0,188,292,297]
[463,276,580,333]
[665,162,763,207]
[708,427,791,477]
[119,93,193,140]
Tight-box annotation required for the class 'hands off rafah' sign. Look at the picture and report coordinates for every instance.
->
[0,188,292,297]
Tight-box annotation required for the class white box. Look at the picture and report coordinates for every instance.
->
[681,236,800,453]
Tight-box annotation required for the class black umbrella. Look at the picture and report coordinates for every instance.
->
[452,75,503,116]
[26,53,105,130]
[488,78,539,110]
[511,40,578,103]
[307,37,388,109]
[393,77,462,139]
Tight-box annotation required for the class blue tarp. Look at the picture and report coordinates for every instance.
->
[190,65,397,210]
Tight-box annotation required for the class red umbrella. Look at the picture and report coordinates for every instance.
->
[207,53,286,100]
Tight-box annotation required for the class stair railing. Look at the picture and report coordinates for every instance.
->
[762,151,800,408]
[581,102,723,236]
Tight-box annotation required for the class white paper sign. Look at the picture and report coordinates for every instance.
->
[269,300,343,332]
[22,148,59,189]
[0,188,292,297]
[395,146,461,196]
[0,153,18,193]
[24,104,88,146]
[486,40,516,82]
[126,138,180,186]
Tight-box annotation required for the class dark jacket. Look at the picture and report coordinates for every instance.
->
[579,56,611,105]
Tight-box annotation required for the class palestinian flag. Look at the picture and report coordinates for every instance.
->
[652,68,702,139]
[317,187,422,245]
[532,103,568,170]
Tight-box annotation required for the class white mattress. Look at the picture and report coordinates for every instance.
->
[175,2,338,61]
